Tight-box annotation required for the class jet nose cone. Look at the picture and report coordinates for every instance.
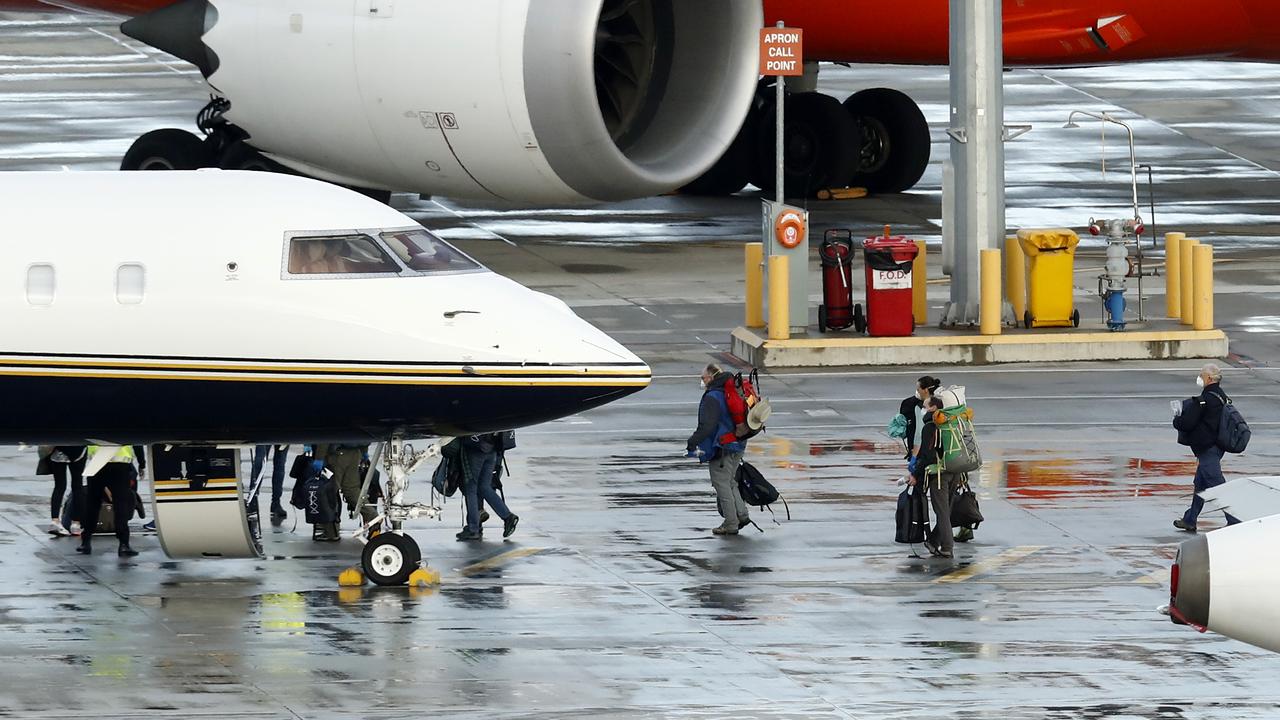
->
[121,0,219,77]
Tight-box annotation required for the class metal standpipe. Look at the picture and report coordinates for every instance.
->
[943,0,1006,327]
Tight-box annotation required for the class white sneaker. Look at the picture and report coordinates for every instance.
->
[69,521,82,537]
[48,522,70,537]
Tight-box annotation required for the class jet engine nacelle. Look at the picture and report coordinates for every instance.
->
[166,0,762,203]
[1170,514,1280,653]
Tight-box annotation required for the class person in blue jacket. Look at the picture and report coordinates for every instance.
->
[686,363,751,535]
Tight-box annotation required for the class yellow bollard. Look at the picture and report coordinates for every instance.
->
[1179,238,1199,326]
[1165,232,1184,319]
[745,242,764,327]
[767,255,790,340]
[912,239,927,325]
[1004,236,1025,321]
[980,248,1001,336]
[1193,244,1214,330]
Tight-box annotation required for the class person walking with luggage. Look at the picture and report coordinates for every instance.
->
[686,363,752,536]
[898,376,941,463]
[313,443,375,537]
[77,445,144,557]
[40,445,87,537]
[456,433,519,541]
[912,397,962,558]
[1173,363,1241,532]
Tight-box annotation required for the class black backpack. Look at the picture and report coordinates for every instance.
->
[1213,392,1251,454]
[736,461,790,521]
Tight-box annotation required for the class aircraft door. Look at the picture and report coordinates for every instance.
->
[149,446,264,559]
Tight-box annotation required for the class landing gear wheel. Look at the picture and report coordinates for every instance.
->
[361,532,422,586]
[843,88,931,194]
[818,305,828,333]
[853,303,867,334]
[1071,309,1081,328]
[121,129,212,171]
[1023,310,1033,329]
[218,140,290,172]
[753,91,861,199]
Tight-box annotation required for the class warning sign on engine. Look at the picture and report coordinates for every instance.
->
[872,268,912,290]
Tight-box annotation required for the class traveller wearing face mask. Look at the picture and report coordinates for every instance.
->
[686,362,752,535]
[1172,362,1240,532]
[902,376,941,468]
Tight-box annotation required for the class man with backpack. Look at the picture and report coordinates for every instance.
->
[687,363,752,535]
[1173,363,1243,532]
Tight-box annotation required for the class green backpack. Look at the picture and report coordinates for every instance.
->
[937,405,982,473]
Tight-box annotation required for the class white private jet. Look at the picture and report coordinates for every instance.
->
[1165,477,1280,652]
[6,169,650,583]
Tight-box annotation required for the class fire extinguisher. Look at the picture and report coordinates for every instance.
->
[818,229,855,332]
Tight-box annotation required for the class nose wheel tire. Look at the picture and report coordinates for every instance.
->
[361,532,422,586]
[121,128,212,171]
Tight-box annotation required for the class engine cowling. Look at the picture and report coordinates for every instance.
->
[125,0,763,203]
[1170,515,1280,653]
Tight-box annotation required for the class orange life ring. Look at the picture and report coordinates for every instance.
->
[774,210,806,249]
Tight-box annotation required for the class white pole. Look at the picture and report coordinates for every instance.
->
[775,20,785,205]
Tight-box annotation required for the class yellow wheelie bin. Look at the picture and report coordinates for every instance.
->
[1017,228,1080,328]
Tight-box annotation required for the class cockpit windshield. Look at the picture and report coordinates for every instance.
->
[287,234,401,275]
[380,228,481,274]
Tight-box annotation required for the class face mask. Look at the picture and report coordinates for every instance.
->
[1196,376,1205,388]
[699,380,707,390]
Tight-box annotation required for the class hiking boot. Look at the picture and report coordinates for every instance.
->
[1174,519,1197,533]
[118,545,139,557]
[712,523,739,536]
[75,543,91,555]
[954,527,974,543]
[270,504,288,520]
[923,539,942,557]
[503,514,519,538]
[455,529,482,541]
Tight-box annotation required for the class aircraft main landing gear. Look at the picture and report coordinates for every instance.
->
[354,435,453,586]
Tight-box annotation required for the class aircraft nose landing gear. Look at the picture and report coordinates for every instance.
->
[356,435,452,586]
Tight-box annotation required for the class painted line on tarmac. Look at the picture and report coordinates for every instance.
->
[651,366,1277,380]
[936,545,1044,584]
[455,547,545,577]
[523,421,1280,436]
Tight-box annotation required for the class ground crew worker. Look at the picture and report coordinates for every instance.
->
[313,443,375,536]
[77,445,144,557]
[686,363,751,535]
[1173,363,1241,532]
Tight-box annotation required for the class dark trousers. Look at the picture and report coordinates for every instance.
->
[82,464,134,547]
[1183,446,1241,527]
[462,449,509,534]
[927,472,964,554]
[251,444,289,507]
[51,456,86,520]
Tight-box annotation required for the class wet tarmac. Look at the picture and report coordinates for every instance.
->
[5,6,1280,719]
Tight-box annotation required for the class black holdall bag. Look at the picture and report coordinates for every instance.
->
[895,487,929,544]
[735,461,790,522]
[951,477,984,530]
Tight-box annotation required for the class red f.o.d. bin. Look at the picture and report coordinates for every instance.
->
[860,236,919,337]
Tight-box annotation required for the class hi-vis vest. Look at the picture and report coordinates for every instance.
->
[88,445,135,464]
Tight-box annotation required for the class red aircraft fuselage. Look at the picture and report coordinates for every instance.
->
[8,0,1280,66]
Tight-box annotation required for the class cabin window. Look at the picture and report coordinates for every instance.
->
[26,264,54,306]
[116,263,145,305]
[287,235,401,275]
[381,229,481,273]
